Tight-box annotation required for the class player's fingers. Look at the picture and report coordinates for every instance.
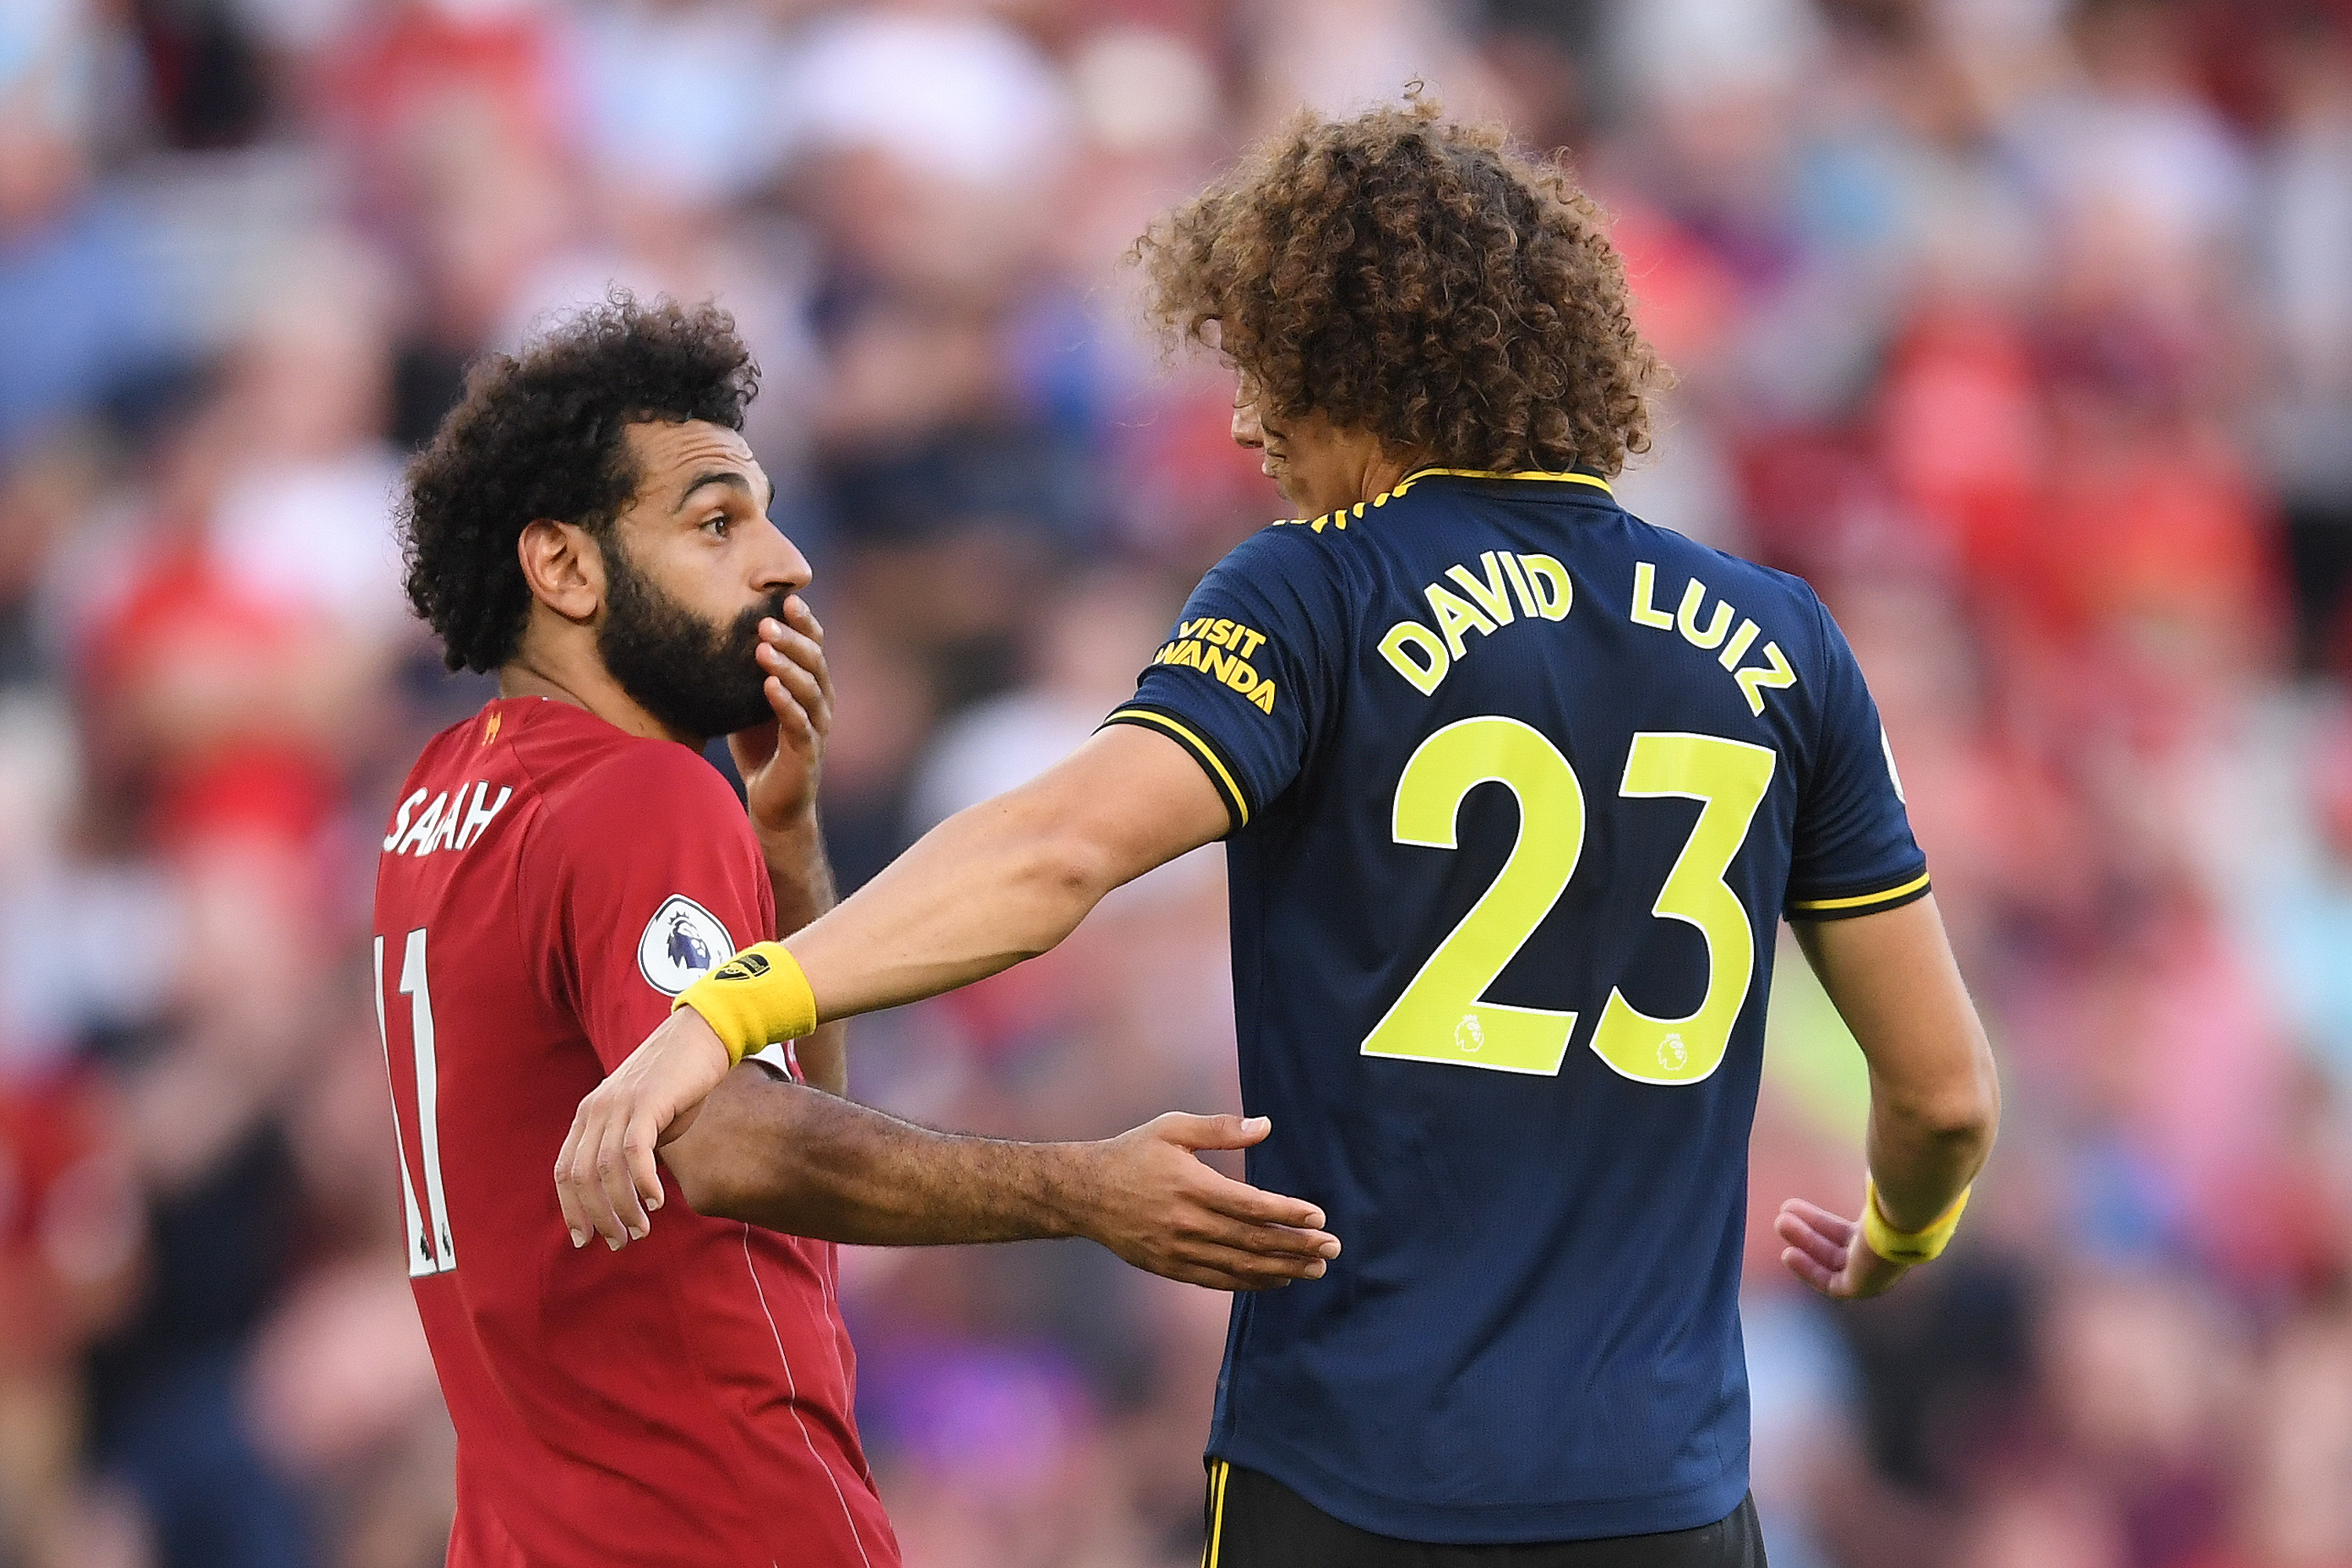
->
[757,658,823,728]
[757,620,826,679]
[760,674,815,742]
[1776,1214,1846,1272]
[1780,1245,1838,1295]
[1189,1170,1329,1236]
[592,1116,651,1248]
[568,1111,631,1249]
[760,629,831,733]
[1772,1204,1838,1247]
[554,1118,593,1248]
[1781,1198,1858,1246]
[756,648,826,735]
[790,602,836,710]
[1156,1112,1272,1152]
[1177,1240,1329,1284]
[1175,1200,1339,1258]
[626,1110,666,1216]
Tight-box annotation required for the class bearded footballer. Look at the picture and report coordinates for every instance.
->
[377,296,1338,1567]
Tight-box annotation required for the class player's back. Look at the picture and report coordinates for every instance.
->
[1110,470,1926,1544]
[372,697,896,1568]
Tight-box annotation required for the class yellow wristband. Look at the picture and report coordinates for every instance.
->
[673,942,817,1066]
[1860,1177,1971,1264]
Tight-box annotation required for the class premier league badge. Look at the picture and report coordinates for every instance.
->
[637,895,735,996]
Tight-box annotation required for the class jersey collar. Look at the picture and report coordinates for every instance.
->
[1396,466,1615,498]
[1273,466,1616,535]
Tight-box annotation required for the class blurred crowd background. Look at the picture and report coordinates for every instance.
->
[3,0,2352,1564]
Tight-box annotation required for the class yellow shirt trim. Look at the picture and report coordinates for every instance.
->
[1105,708,1250,828]
[1276,467,1613,532]
[1788,869,1931,912]
[1203,1459,1230,1568]
[1399,466,1615,495]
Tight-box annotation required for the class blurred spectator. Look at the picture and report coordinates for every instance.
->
[0,0,177,459]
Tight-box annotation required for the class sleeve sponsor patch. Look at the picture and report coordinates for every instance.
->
[1149,617,1278,713]
[636,895,737,997]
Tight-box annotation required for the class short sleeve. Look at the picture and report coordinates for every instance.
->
[1784,597,1931,921]
[524,743,785,1074]
[1101,529,1345,831]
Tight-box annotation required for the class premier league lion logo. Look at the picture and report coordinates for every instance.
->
[638,895,733,997]
[666,909,712,975]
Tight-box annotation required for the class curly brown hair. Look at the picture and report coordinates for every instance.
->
[400,293,758,673]
[1134,92,1663,477]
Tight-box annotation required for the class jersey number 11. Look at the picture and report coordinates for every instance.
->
[376,928,457,1276]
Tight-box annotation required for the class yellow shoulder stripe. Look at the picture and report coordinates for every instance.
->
[1788,870,1931,912]
[1105,708,1250,827]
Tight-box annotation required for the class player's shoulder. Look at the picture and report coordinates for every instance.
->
[1624,510,1820,603]
[1188,500,1366,632]
[1206,468,1483,601]
[509,703,743,843]
[1615,510,1831,649]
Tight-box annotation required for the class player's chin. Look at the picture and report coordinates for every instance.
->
[674,683,779,741]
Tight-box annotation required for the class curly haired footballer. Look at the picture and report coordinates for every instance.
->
[400,294,758,673]
[1134,91,1663,477]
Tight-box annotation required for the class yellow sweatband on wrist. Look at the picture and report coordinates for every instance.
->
[673,942,817,1067]
[1861,1177,1971,1265]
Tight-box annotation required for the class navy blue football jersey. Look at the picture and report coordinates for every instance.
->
[1103,469,1926,1544]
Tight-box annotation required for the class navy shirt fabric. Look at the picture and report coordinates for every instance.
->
[1103,469,1926,1544]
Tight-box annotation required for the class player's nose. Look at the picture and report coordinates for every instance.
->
[1231,396,1265,451]
[750,515,812,595]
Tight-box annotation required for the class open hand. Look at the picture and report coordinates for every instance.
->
[1775,1196,1911,1301]
[1073,1112,1341,1291]
[555,1007,734,1250]
[732,596,832,835]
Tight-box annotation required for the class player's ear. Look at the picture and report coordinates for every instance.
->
[518,518,605,623]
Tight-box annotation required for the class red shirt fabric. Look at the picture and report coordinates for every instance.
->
[371,696,898,1568]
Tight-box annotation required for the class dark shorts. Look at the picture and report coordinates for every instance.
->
[1202,1461,1769,1568]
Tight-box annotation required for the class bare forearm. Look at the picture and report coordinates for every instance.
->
[758,810,837,935]
[665,1069,1090,1245]
[1860,999,1998,1229]
[1864,1093,1994,1229]
[790,791,1116,1022]
[1796,897,2000,1231]
[757,810,848,1095]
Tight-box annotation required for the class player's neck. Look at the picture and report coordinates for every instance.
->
[1357,448,1424,506]
[497,644,703,750]
[1280,428,1428,517]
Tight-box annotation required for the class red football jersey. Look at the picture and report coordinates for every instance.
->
[372,696,898,1568]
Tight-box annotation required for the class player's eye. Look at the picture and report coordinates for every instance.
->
[702,513,731,537]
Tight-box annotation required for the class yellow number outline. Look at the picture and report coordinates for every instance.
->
[1361,723,1775,1083]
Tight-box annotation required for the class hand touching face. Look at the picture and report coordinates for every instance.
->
[733,597,832,834]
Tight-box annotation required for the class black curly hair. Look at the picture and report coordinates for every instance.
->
[1134,91,1664,476]
[400,294,760,673]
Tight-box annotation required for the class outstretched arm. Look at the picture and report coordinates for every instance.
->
[635,1069,1336,1290]
[557,724,1232,1248]
[1775,895,1999,1300]
[792,724,1225,1017]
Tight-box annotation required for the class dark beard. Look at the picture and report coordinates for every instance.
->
[596,538,782,742]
